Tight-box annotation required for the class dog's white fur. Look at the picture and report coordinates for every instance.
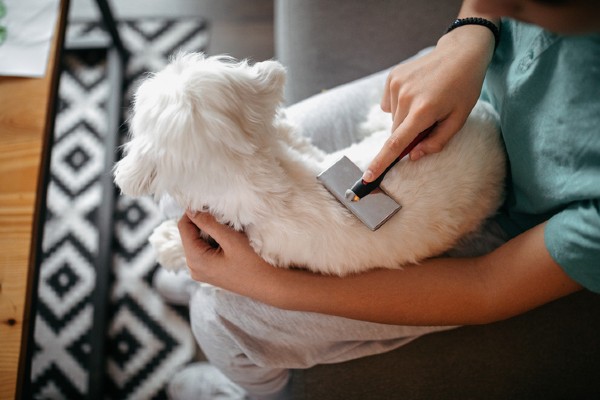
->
[114,53,505,277]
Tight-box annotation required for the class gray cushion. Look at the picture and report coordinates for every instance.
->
[290,291,600,399]
[275,0,462,104]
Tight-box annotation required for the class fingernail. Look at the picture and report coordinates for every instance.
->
[186,210,197,218]
[362,169,374,182]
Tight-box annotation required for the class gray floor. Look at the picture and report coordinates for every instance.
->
[69,0,274,61]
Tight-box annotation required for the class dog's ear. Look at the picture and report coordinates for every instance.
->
[252,60,286,100]
[113,140,157,197]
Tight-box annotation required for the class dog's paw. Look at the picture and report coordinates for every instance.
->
[149,220,187,271]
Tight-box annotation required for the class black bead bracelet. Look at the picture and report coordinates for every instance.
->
[446,17,500,48]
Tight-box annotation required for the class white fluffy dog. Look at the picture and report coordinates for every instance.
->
[114,53,505,277]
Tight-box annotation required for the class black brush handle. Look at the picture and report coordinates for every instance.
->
[350,126,434,199]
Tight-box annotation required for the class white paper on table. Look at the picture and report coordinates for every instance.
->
[0,0,60,77]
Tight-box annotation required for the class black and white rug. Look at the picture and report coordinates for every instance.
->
[31,19,208,399]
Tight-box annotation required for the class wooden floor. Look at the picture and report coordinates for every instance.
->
[69,0,275,61]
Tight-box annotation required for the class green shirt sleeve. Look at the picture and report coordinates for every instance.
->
[546,200,600,292]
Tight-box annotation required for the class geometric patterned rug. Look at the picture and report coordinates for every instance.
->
[30,19,208,399]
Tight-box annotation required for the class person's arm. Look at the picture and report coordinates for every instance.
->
[179,212,582,326]
[364,0,500,182]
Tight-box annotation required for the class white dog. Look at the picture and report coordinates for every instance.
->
[114,53,505,277]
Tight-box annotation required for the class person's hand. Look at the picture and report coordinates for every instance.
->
[178,212,276,294]
[363,26,495,183]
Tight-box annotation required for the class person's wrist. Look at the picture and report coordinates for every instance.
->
[438,23,494,46]
[436,23,495,61]
[447,17,500,48]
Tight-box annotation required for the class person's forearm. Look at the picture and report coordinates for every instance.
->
[267,257,487,326]
[181,214,580,326]
[260,224,581,326]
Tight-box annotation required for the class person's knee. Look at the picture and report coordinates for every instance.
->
[188,285,259,356]
[188,286,321,370]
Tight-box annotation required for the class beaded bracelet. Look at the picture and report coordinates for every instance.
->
[446,17,500,48]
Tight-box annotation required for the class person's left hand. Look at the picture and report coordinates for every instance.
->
[177,211,276,295]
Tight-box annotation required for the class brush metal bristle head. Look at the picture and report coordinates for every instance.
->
[317,156,401,230]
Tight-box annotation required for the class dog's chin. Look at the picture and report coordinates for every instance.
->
[114,177,146,198]
[113,160,158,198]
[115,181,145,198]
[116,178,157,199]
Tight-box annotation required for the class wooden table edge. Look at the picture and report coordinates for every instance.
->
[15,0,70,398]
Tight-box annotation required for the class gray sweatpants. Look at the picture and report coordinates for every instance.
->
[188,67,508,399]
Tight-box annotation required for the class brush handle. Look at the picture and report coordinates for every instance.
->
[350,125,434,199]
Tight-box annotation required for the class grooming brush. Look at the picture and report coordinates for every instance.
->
[317,127,432,231]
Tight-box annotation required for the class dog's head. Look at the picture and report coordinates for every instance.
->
[113,53,286,205]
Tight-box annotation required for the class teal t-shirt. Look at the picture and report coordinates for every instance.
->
[481,19,600,292]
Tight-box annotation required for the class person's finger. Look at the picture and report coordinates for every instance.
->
[363,115,435,182]
[389,78,408,129]
[178,213,213,256]
[380,74,392,113]
[185,211,241,249]
[390,88,398,123]
[409,115,466,161]
[391,94,411,134]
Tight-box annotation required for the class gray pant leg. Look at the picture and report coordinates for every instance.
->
[190,286,453,399]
